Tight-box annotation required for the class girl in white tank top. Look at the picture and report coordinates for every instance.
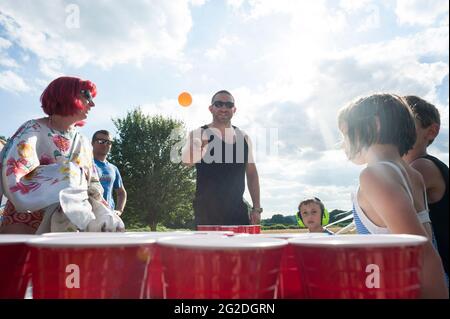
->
[338,93,447,298]
[352,161,432,235]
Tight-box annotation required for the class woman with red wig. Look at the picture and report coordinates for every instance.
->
[0,76,124,234]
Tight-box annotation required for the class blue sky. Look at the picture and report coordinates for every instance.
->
[0,0,448,217]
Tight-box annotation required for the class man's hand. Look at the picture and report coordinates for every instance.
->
[250,208,262,225]
[181,130,208,166]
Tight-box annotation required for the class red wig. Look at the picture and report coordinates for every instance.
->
[40,76,97,116]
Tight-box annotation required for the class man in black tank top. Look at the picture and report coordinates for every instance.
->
[181,90,262,226]
[403,95,449,278]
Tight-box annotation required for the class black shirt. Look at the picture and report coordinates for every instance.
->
[422,154,449,275]
[194,125,249,226]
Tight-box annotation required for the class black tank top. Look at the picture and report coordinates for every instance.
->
[422,154,449,275]
[194,125,249,225]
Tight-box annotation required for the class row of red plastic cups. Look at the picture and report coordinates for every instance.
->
[0,232,427,299]
[197,225,261,234]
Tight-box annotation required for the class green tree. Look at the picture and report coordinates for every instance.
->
[109,108,196,231]
[270,214,288,225]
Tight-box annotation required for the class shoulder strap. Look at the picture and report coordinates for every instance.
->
[423,186,429,211]
[378,161,414,203]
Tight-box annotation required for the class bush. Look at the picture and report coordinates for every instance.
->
[261,224,298,230]
[126,224,192,232]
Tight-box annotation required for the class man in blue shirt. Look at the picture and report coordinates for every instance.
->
[92,130,127,215]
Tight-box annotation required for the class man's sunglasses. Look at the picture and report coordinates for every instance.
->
[212,101,234,109]
[95,139,112,145]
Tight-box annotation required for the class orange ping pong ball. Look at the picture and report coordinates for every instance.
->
[178,92,192,107]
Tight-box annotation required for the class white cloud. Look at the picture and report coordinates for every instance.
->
[190,0,208,6]
[0,36,19,68]
[339,0,375,12]
[0,0,199,74]
[205,36,240,61]
[339,0,381,32]
[227,0,245,10]
[0,37,12,49]
[396,0,449,26]
[243,150,360,216]
[345,26,449,64]
[0,70,30,93]
[0,53,19,68]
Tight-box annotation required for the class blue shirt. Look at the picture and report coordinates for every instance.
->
[94,159,123,210]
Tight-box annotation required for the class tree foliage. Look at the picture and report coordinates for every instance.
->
[109,108,195,230]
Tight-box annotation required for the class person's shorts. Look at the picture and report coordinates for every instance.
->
[0,201,43,231]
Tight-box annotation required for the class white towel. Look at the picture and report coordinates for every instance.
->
[36,186,125,233]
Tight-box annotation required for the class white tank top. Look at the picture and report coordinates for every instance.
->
[352,161,431,234]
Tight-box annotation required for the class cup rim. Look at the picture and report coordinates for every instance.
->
[288,234,428,247]
[156,235,287,250]
[254,232,329,239]
[124,231,195,236]
[27,236,157,247]
[41,232,129,237]
[0,235,39,245]
[191,231,235,236]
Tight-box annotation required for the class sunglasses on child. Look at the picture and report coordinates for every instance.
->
[212,101,235,109]
[95,139,112,145]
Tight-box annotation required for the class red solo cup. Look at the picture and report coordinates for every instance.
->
[219,225,240,233]
[157,236,287,299]
[219,225,261,234]
[197,225,221,231]
[41,232,193,299]
[289,234,428,299]
[247,225,261,234]
[191,230,235,236]
[237,225,247,233]
[0,235,38,299]
[237,225,254,234]
[28,236,156,299]
[256,233,328,299]
[124,232,197,299]
[253,225,262,234]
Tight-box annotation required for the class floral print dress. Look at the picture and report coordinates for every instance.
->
[0,119,100,231]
